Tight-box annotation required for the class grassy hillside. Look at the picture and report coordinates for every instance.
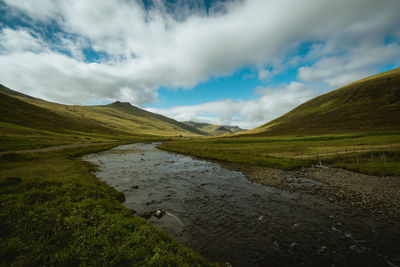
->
[184,121,243,136]
[0,92,115,134]
[0,85,204,137]
[243,68,400,137]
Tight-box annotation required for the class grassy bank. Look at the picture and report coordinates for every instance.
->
[0,144,214,266]
[159,133,400,175]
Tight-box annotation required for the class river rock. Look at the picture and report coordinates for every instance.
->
[155,209,166,219]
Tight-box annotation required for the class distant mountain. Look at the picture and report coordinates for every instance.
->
[184,121,244,136]
[0,85,204,137]
[240,68,400,137]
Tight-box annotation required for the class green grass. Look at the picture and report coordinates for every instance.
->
[333,151,400,176]
[159,133,400,175]
[0,144,214,266]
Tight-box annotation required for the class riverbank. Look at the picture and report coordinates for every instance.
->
[0,144,214,266]
[218,162,400,220]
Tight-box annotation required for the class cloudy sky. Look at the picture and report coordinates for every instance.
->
[1,0,399,129]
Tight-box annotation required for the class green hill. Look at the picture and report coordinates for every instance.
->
[0,92,114,134]
[243,68,400,136]
[183,121,244,136]
[0,85,204,137]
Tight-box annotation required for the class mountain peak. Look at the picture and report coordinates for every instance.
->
[111,101,132,106]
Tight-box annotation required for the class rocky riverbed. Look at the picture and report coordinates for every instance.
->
[84,143,400,267]
[223,163,400,220]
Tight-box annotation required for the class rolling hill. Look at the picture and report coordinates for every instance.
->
[241,68,400,137]
[0,85,204,137]
[183,121,244,136]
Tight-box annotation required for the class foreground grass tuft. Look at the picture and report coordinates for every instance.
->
[0,145,213,266]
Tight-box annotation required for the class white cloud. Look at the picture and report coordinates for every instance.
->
[0,28,45,53]
[147,82,314,129]
[298,42,400,87]
[0,0,400,127]
[258,69,272,81]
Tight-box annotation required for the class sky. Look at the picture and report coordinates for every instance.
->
[0,0,399,129]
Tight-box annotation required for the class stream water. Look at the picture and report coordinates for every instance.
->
[84,143,400,266]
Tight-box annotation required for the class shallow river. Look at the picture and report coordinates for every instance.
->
[84,143,400,266]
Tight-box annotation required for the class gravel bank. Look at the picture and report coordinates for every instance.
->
[220,162,400,220]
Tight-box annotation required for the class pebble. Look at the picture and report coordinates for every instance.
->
[155,209,165,219]
[344,233,352,238]
[350,244,366,253]
[317,246,328,255]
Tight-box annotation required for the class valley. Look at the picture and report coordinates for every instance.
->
[1,69,400,266]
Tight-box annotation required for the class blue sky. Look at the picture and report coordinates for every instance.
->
[1,0,399,128]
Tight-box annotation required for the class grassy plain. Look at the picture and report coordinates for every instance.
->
[159,132,400,176]
[0,144,214,266]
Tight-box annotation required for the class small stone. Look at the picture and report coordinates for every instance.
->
[317,246,328,255]
[258,216,264,221]
[350,244,366,253]
[155,209,165,219]
[344,233,352,238]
